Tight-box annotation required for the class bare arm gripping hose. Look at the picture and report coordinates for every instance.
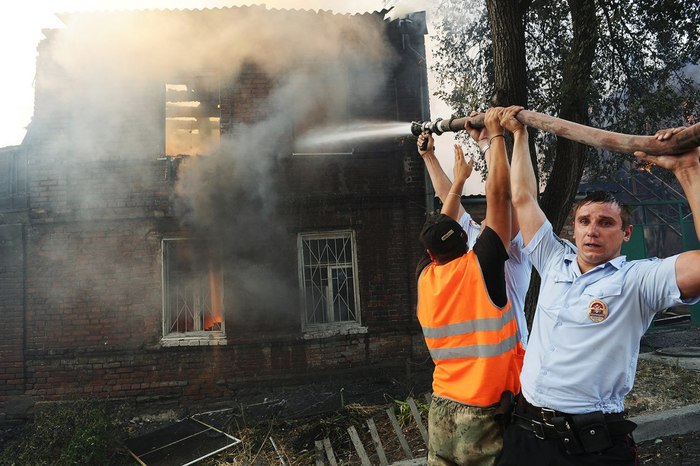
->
[412,110,700,155]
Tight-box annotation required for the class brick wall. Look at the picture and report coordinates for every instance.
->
[25,219,163,351]
[0,225,25,400]
[21,332,422,406]
[0,8,433,417]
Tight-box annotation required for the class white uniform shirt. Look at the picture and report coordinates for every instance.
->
[521,220,700,414]
[459,212,531,347]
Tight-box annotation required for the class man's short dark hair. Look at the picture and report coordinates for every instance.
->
[419,213,468,263]
[574,191,632,227]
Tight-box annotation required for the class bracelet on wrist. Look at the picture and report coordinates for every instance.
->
[489,134,505,145]
[447,192,461,198]
[480,143,491,155]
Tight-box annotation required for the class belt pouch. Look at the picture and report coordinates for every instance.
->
[493,391,515,427]
[551,416,584,455]
[570,412,612,453]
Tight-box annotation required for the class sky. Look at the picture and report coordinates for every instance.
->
[0,0,483,194]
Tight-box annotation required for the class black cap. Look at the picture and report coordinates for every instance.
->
[419,214,467,255]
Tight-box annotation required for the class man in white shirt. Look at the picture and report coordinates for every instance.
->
[498,105,700,465]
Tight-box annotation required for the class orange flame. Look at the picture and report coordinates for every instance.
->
[204,260,223,331]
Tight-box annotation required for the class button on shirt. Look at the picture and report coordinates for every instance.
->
[460,212,531,347]
[521,220,700,414]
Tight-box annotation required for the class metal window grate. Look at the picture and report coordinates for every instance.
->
[162,239,224,335]
[299,232,359,325]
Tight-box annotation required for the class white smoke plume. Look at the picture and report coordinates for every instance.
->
[31,6,397,316]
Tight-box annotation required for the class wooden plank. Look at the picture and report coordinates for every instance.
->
[347,425,372,466]
[391,459,428,466]
[314,440,325,466]
[269,437,287,466]
[366,418,389,466]
[407,398,429,447]
[322,437,338,466]
[386,407,413,459]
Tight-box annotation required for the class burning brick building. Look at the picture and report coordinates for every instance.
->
[0,6,435,420]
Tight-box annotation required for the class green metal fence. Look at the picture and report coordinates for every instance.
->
[621,200,699,326]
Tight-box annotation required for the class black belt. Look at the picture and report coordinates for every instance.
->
[513,396,635,440]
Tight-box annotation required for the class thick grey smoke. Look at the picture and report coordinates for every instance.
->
[36,6,397,318]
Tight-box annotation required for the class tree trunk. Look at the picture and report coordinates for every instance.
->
[540,0,599,232]
[486,0,529,107]
[486,0,540,329]
[485,0,539,182]
[524,0,599,322]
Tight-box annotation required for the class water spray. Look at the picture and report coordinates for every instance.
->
[296,111,698,156]
[295,121,412,151]
[411,110,699,156]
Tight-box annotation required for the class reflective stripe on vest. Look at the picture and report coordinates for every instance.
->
[427,332,519,361]
[417,252,523,407]
[422,307,515,339]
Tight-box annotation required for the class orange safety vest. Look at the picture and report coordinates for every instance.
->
[417,252,524,407]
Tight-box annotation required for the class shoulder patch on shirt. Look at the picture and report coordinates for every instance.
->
[588,299,609,323]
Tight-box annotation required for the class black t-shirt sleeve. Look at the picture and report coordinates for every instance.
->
[416,251,432,281]
[473,226,509,307]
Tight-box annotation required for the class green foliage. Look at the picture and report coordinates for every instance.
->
[431,0,700,183]
[432,1,492,117]
[391,399,414,428]
[390,398,428,429]
[0,401,128,466]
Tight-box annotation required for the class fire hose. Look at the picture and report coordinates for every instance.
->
[411,110,700,155]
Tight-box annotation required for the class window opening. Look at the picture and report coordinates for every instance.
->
[299,232,360,326]
[162,238,224,336]
[165,76,221,157]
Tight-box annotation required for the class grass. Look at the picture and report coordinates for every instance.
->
[626,358,700,416]
[0,400,130,466]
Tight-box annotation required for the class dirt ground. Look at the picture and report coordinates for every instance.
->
[120,324,700,465]
[637,431,700,466]
[190,354,700,466]
[2,360,699,465]
[211,322,700,466]
[4,325,700,465]
[632,324,700,466]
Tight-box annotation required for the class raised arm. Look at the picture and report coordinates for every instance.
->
[481,107,512,247]
[501,106,546,246]
[441,144,470,221]
[417,131,471,219]
[635,129,700,299]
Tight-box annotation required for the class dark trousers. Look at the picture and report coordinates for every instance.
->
[497,423,638,466]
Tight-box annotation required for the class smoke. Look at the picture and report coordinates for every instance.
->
[384,0,432,22]
[33,6,397,319]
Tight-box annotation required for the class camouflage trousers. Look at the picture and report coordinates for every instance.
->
[428,395,504,466]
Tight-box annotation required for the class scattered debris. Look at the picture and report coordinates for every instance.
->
[125,409,241,466]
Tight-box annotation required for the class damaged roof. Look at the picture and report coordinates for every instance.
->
[56,4,392,24]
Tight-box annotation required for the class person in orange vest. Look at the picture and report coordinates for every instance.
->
[417,107,525,465]
[417,126,532,350]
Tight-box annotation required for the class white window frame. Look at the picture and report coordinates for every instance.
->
[297,230,365,338]
[161,238,226,347]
